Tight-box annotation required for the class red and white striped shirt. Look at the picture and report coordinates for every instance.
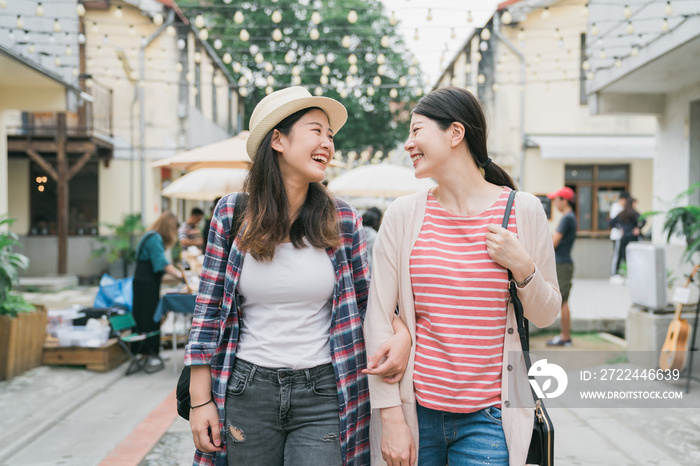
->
[410,187,516,413]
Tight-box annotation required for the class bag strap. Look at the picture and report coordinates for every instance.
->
[501,190,542,404]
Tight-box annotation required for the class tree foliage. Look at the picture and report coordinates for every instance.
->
[178,0,423,153]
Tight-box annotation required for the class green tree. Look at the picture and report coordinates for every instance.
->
[179,0,423,154]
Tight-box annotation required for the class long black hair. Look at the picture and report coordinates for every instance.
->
[412,86,516,189]
[239,107,339,261]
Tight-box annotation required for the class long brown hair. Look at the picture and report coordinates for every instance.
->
[239,107,340,261]
[412,86,516,189]
[149,211,178,249]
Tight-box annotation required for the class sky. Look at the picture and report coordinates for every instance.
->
[381,0,501,88]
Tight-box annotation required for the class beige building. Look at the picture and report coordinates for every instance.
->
[435,0,657,278]
[4,0,242,276]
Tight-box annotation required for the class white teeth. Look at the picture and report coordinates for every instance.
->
[312,155,327,164]
[411,154,423,162]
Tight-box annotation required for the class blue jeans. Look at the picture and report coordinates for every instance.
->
[416,403,509,466]
[224,358,342,466]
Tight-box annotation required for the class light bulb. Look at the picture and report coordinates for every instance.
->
[377,65,387,75]
[239,87,248,97]
[16,15,23,29]
[631,46,639,56]
[413,29,419,41]
[255,53,264,64]
[349,64,358,74]
[311,11,321,25]
[591,23,599,36]
[426,8,433,21]
[348,10,358,24]
[284,51,295,63]
[114,6,123,18]
[615,58,622,67]
[665,1,673,16]
[481,28,491,41]
[65,45,72,56]
[198,28,208,40]
[153,13,164,26]
[194,51,202,63]
[315,87,323,96]
[166,25,176,36]
[177,38,186,49]
[502,10,512,25]
[542,7,550,19]
[77,3,86,17]
[320,75,328,85]
[267,75,274,85]
[373,76,381,86]
[271,10,282,24]
[195,15,205,29]
[467,11,473,23]
[623,5,632,19]
[367,86,375,96]
[310,28,319,40]
[390,88,398,98]
[600,48,607,59]
[582,3,589,18]
[322,65,330,75]
[626,22,634,34]
[214,39,223,49]
[480,41,488,51]
[232,62,242,73]
[35,3,44,17]
[129,25,136,36]
[376,53,386,65]
[272,29,282,41]
[223,53,232,64]
[316,54,326,65]
[517,29,525,40]
[477,73,486,84]
[339,90,348,99]
[390,11,397,26]
[239,29,249,41]
[348,54,357,65]
[234,11,244,24]
[266,86,274,95]
[661,18,669,32]
[342,36,351,48]
[53,19,61,33]
[264,62,273,72]
[292,65,301,76]
[292,76,301,85]
[381,35,389,48]
[582,60,590,70]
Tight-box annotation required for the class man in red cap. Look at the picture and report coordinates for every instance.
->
[546,187,577,346]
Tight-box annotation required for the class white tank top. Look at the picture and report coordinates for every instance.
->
[235,242,335,369]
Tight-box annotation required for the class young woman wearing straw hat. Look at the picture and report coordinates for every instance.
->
[363,87,561,466]
[185,87,411,466]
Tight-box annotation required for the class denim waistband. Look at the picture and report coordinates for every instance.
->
[233,358,335,384]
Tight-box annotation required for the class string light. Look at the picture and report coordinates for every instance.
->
[591,23,599,36]
[661,18,669,32]
[35,3,44,17]
[467,11,473,23]
[234,11,244,24]
[623,5,632,19]
[381,35,390,47]
[272,28,282,41]
[92,22,99,32]
[615,58,622,67]
[114,6,123,18]
[232,62,242,73]
[311,11,322,25]
[413,28,419,41]
[129,25,136,36]
[582,3,589,18]
[631,45,639,56]
[665,1,673,16]
[198,28,209,40]
[271,10,282,23]
[53,19,61,33]
[480,28,491,41]
[214,39,223,49]
[239,29,250,41]
[542,7,550,19]
[389,11,397,26]
[315,87,323,96]
[600,48,607,59]
[626,22,634,34]
[342,35,351,48]
[502,10,512,25]
[16,15,24,30]
[426,9,433,22]
[366,86,375,96]
[348,10,358,24]
[310,28,320,40]
[153,13,164,26]
[348,54,357,65]
[195,14,205,29]
[166,25,176,36]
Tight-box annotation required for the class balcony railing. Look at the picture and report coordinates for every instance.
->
[6,80,113,141]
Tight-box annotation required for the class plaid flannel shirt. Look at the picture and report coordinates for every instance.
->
[185,193,371,466]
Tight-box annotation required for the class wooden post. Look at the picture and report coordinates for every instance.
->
[56,113,68,274]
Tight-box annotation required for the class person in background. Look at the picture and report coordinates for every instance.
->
[608,192,630,281]
[202,197,222,253]
[364,87,561,466]
[547,186,577,347]
[609,197,646,278]
[185,87,410,466]
[132,211,184,369]
[178,207,205,251]
[361,207,383,270]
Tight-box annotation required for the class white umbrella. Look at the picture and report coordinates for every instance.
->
[152,131,252,170]
[328,164,436,199]
[161,168,248,201]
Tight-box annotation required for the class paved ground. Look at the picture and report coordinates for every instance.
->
[2,279,699,465]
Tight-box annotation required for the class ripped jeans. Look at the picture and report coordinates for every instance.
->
[224,358,342,466]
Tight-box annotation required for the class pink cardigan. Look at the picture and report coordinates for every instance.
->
[363,190,561,466]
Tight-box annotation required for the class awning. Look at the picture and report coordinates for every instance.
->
[526,135,655,160]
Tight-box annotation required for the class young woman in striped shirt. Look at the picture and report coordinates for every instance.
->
[364,87,561,466]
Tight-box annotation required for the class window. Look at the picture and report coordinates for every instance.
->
[565,164,629,233]
[30,161,99,236]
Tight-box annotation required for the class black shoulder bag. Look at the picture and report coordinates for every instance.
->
[502,190,555,466]
[176,192,247,420]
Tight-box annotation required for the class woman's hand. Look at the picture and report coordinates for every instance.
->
[485,224,535,282]
[380,407,416,466]
[363,316,411,383]
[189,400,223,452]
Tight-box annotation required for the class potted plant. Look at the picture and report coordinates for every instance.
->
[0,215,46,381]
[643,182,700,265]
[92,214,144,278]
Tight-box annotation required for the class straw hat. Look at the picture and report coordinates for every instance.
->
[246,86,348,160]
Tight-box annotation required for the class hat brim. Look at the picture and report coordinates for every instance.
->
[246,96,348,160]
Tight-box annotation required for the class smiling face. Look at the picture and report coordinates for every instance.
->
[404,113,452,179]
[273,108,334,186]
